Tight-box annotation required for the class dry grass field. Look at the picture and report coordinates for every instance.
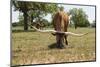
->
[12,27,96,66]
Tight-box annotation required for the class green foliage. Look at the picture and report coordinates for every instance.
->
[12,0,59,30]
[69,8,90,28]
[12,14,24,26]
[12,23,18,27]
[12,0,58,18]
[59,6,64,11]
[41,19,49,26]
[18,14,24,26]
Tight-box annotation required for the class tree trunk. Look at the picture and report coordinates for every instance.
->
[31,14,33,23]
[23,11,28,31]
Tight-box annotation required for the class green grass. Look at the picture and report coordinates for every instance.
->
[12,27,96,66]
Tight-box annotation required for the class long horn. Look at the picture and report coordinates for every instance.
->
[64,32,88,36]
[32,26,56,33]
[32,26,88,36]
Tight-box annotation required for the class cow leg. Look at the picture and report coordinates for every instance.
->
[64,35,68,45]
[56,34,65,49]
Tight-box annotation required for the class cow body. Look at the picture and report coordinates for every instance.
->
[52,11,69,48]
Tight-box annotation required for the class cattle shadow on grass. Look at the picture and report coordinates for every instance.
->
[48,43,66,49]
[48,43,58,49]
[48,42,74,49]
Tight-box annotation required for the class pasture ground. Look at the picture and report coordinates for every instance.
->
[12,27,96,66]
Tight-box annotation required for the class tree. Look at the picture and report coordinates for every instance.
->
[28,3,59,29]
[12,0,59,30]
[69,8,90,29]
[12,1,31,30]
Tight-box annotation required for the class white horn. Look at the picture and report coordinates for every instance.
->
[32,26,88,37]
[32,26,56,33]
[64,32,88,36]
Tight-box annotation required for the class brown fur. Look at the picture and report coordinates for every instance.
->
[52,11,69,48]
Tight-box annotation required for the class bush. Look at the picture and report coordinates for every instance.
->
[12,23,17,27]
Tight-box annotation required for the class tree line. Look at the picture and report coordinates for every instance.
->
[12,1,95,30]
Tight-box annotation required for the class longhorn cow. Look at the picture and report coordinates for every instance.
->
[30,11,88,49]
